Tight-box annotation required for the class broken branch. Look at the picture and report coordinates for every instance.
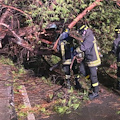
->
[0,22,33,51]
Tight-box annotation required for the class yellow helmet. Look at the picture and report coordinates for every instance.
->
[78,25,88,35]
[115,26,120,34]
[79,25,88,31]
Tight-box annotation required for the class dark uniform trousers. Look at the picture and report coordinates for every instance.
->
[62,54,80,83]
[59,32,83,88]
[79,60,99,93]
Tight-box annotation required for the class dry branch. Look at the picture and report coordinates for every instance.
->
[34,48,61,57]
[69,33,83,42]
[0,8,10,23]
[1,4,32,22]
[0,22,60,56]
[0,23,33,51]
[0,8,11,41]
[40,39,53,44]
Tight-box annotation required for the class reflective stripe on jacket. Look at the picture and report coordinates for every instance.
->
[60,41,72,65]
[57,32,73,65]
[80,29,101,67]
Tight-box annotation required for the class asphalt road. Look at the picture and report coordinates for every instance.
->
[41,85,120,120]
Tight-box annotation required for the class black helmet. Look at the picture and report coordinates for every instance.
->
[77,25,88,35]
[115,25,120,34]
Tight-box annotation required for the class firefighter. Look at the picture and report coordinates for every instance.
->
[57,28,83,89]
[111,25,120,90]
[76,25,101,100]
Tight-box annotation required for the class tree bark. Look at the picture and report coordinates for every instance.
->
[0,9,10,41]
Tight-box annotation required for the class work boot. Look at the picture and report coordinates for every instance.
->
[66,79,71,89]
[89,92,99,101]
[93,86,99,93]
[75,78,82,90]
[117,81,120,90]
[89,86,99,100]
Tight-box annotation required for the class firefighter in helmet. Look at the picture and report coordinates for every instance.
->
[57,28,83,89]
[112,25,120,90]
[76,24,101,100]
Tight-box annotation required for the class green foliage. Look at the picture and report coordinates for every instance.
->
[54,87,87,114]
[6,0,119,54]
[86,0,120,52]
[18,67,26,74]
[0,56,14,66]
[18,112,27,117]
[9,0,83,28]
[117,111,120,114]
[41,76,46,80]
[51,55,61,64]
[4,0,8,4]
[2,0,120,116]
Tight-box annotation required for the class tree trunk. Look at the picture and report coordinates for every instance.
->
[53,0,103,51]
[68,0,103,29]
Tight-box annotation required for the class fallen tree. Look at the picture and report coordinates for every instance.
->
[0,0,119,66]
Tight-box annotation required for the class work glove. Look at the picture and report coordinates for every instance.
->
[74,47,83,57]
[74,47,84,63]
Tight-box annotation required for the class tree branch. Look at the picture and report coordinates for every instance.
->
[0,22,33,51]
[1,4,33,22]
[53,0,103,51]
[68,0,103,29]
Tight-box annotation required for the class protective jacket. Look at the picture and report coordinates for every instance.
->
[112,34,120,65]
[57,32,72,65]
[80,29,101,67]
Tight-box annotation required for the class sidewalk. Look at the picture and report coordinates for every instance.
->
[0,64,16,120]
